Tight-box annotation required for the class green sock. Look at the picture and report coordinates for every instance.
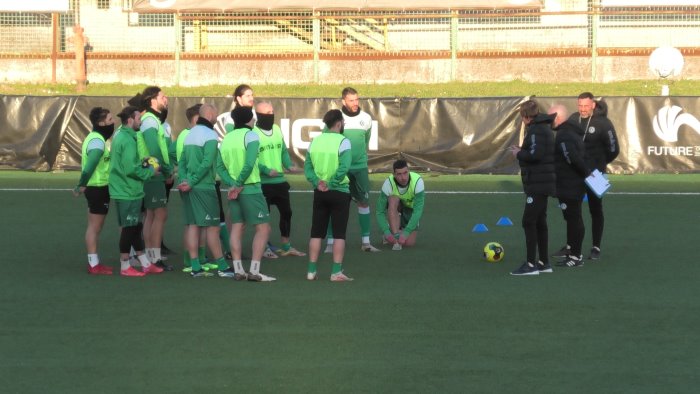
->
[183,253,191,268]
[282,242,291,252]
[198,246,206,261]
[219,223,230,253]
[331,262,342,274]
[215,257,228,271]
[358,212,371,237]
[190,257,202,272]
[307,261,317,274]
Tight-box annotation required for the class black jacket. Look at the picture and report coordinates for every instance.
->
[517,113,556,196]
[554,118,588,200]
[568,99,620,173]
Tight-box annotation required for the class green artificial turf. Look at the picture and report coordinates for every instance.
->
[0,171,699,393]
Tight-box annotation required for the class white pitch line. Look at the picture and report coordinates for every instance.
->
[2,188,699,196]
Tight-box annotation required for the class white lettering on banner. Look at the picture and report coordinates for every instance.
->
[648,104,700,158]
[281,119,379,151]
[646,146,697,156]
[215,116,379,152]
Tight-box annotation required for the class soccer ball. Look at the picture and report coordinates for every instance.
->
[483,242,504,263]
[142,156,160,172]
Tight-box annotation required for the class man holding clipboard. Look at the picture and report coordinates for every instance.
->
[568,93,619,260]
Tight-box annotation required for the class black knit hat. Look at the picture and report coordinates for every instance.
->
[231,106,254,127]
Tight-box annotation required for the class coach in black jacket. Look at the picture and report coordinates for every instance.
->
[550,104,589,268]
[509,99,556,276]
[568,93,620,260]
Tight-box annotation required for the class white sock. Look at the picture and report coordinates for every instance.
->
[362,236,370,244]
[145,248,153,261]
[130,247,136,258]
[153,248,162,262]
[358,206,370,215]
[233,260,244,274]
[138,254,151,268]
[250,260,260,275]
[87,254,99,267]
[120,259,131,271]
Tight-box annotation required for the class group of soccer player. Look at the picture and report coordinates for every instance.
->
[509,92,619,276]
[75,85,425,281]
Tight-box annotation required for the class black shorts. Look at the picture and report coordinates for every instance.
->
[262,181,291,207]
[310,190,351,239]
[84,185,110,215]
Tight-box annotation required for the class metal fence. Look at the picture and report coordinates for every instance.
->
[1,0,700,78]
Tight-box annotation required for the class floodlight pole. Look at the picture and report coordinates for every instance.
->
[450,10,458,82]
[313,12,320,83]
[590,1,600,83]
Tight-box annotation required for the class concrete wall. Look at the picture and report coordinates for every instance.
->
[1,55,696,85]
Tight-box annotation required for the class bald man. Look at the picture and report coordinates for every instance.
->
[254,101,306,258]
[549,104,589,268]
[178,104,235,278]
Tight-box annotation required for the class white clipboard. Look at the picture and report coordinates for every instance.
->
[585,169,611,198]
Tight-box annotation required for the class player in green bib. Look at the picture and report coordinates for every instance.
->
[326,87,380,253]
[127,86,172,270]
[305,109,354,282]
[218,105,276,282]
[254,101,306,258]
[74,107,114,275]
[376,159,425,250]
[177,104,233,278]
[109,106,162,277]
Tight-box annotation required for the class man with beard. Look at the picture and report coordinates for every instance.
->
[563,92,620,260]
[74,107,115,275]
[128,86,173,271]
[376,159,425,250]
[325,87,380,253]
[549,104,589,268]
[109,106,162,276]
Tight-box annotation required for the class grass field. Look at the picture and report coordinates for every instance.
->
[2,172,699,393]
[2,80,699,98]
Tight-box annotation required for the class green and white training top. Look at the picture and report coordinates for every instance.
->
[341,110,372,170]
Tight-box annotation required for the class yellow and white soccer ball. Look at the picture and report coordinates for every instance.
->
[142,156,160,172]
[483,242,505,263]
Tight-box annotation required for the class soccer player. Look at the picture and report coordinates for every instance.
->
[177,104,233,278]
[326,87,380,253]
[549,104,589,268]
[109,106,162,276]
[509,99,556,276]
[376,159,425,250]
[174,104,213,272]
[305,109,354,282]
[128,86,173,271]
[218,105,275,282]
[74,107,115,275]
[254,101,306,257]
[567,92,620,260]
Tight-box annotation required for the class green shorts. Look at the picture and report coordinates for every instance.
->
[347,168,370,205]
[187,189,220,227]
[115,199,142,227]
[180,189,194,225]
[143,180,168,209]
[228,193,270,225]
[399,204,418,231]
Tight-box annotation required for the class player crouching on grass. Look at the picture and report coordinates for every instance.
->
[74,107,115,275]
[376,159,425,250]
[109,106,163,277]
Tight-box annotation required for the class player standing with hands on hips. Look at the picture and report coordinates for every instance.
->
[509,99,556,276]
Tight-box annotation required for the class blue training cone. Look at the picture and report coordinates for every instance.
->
[583,194,588,202]
[472,223,489,233]
[496,216,514,226]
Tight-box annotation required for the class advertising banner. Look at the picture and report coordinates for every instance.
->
[1,95,699,174]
